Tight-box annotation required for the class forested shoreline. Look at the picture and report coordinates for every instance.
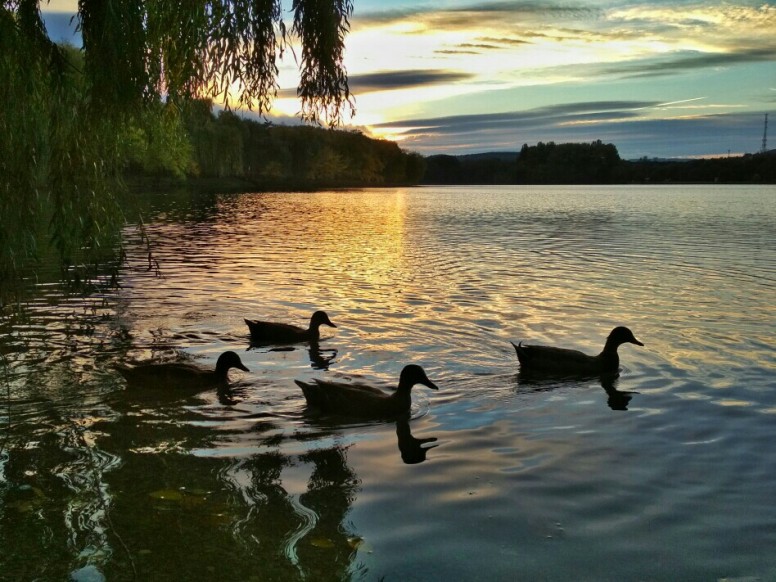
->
[130,120,775,192]
[126,101,427,191]
[422,141,776,185]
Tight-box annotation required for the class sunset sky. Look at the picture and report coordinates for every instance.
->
[42,0,776,159]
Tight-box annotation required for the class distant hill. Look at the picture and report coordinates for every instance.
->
[456,152,519,163]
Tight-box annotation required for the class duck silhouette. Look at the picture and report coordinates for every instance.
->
[245,310,336,344]
[512,326,643,376]
[116,350,249,390]
[295,364,438,419]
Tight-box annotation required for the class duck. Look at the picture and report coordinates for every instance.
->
[244,310,336,343]
[512,326,643,376]
[294,364,438,419]
[116,350,249,389]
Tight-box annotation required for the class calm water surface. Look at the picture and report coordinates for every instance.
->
[1,185,775,581]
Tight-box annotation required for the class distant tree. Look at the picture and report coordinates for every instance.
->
[516,141,622,184]
[422,155,464,184]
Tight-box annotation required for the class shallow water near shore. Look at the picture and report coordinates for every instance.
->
[1,185,775,580]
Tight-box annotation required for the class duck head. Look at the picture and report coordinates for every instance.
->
[608,326,644,347]
[310,310,337,330]
[399,364,439,391]
[215,351,250,375]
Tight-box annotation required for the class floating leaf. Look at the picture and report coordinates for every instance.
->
[149,489,183,501]
[310,537,335,548]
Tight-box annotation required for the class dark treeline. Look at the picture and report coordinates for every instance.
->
[130,119,774,189]
[421,152,519,184]
[128,101,426,190]
[516,141,620,184]
[622,153,775,184]
[421,141,775,184]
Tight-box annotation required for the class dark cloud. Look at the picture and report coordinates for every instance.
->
[458,42,505,50]
[279,70,474,98]
[478,36,532,46]
[354,1,599,29]
[435,49,482,55]
[376,101,660,131]
[598,47,776,79]
[435,37,531,55]
[383,109,767,159]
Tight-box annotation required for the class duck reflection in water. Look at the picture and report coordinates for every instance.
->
[396,415,438,464]
[517,370,638,411]
[260,342,338,370]
[308,341,337,370]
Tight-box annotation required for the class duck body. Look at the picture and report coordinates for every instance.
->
[513,326,643,376]
[116,350,249,390]
[245,310,336,344]
[295,364,438,419]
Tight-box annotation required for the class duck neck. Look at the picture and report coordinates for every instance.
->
[393,382,414,403]
[213,363,231,381]
[307,324,321,339]
[390,387,412,413]
[599,339,621,369]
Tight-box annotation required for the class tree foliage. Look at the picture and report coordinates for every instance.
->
[131,101,425,188]
[1,1,355,301]
[75,0,353,119]
[422,153,517,185]
[516,141,621,184]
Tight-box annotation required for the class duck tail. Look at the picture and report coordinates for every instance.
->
[295,379,324,408]
[510,341,527,364]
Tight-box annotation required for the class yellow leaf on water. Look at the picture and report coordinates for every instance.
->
[149,489,183,502]
[310,537,335,548]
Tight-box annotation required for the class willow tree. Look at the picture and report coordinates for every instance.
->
[0,0,353,299]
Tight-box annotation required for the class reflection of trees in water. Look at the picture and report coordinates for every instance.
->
[296,446,362,580]
[228,438,364,581]
[0,408,123,580]
[227,450,302,580]
[0,356,438,581]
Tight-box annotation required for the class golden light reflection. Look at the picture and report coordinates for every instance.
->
[221,190,410,311]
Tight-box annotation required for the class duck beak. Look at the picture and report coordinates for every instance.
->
[631,338,644,347]
[327,321,337,328]
[423,379,439,391]
[237,362,250,372]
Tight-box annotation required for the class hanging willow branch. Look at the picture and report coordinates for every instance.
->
[292,0,354,124]
[71,0,353,123]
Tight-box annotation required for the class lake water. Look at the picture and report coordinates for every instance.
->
[1,185,775,581]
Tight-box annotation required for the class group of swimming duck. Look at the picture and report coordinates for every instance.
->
[117,310,644,420]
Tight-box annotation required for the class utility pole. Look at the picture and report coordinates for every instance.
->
[762,113,769,153]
